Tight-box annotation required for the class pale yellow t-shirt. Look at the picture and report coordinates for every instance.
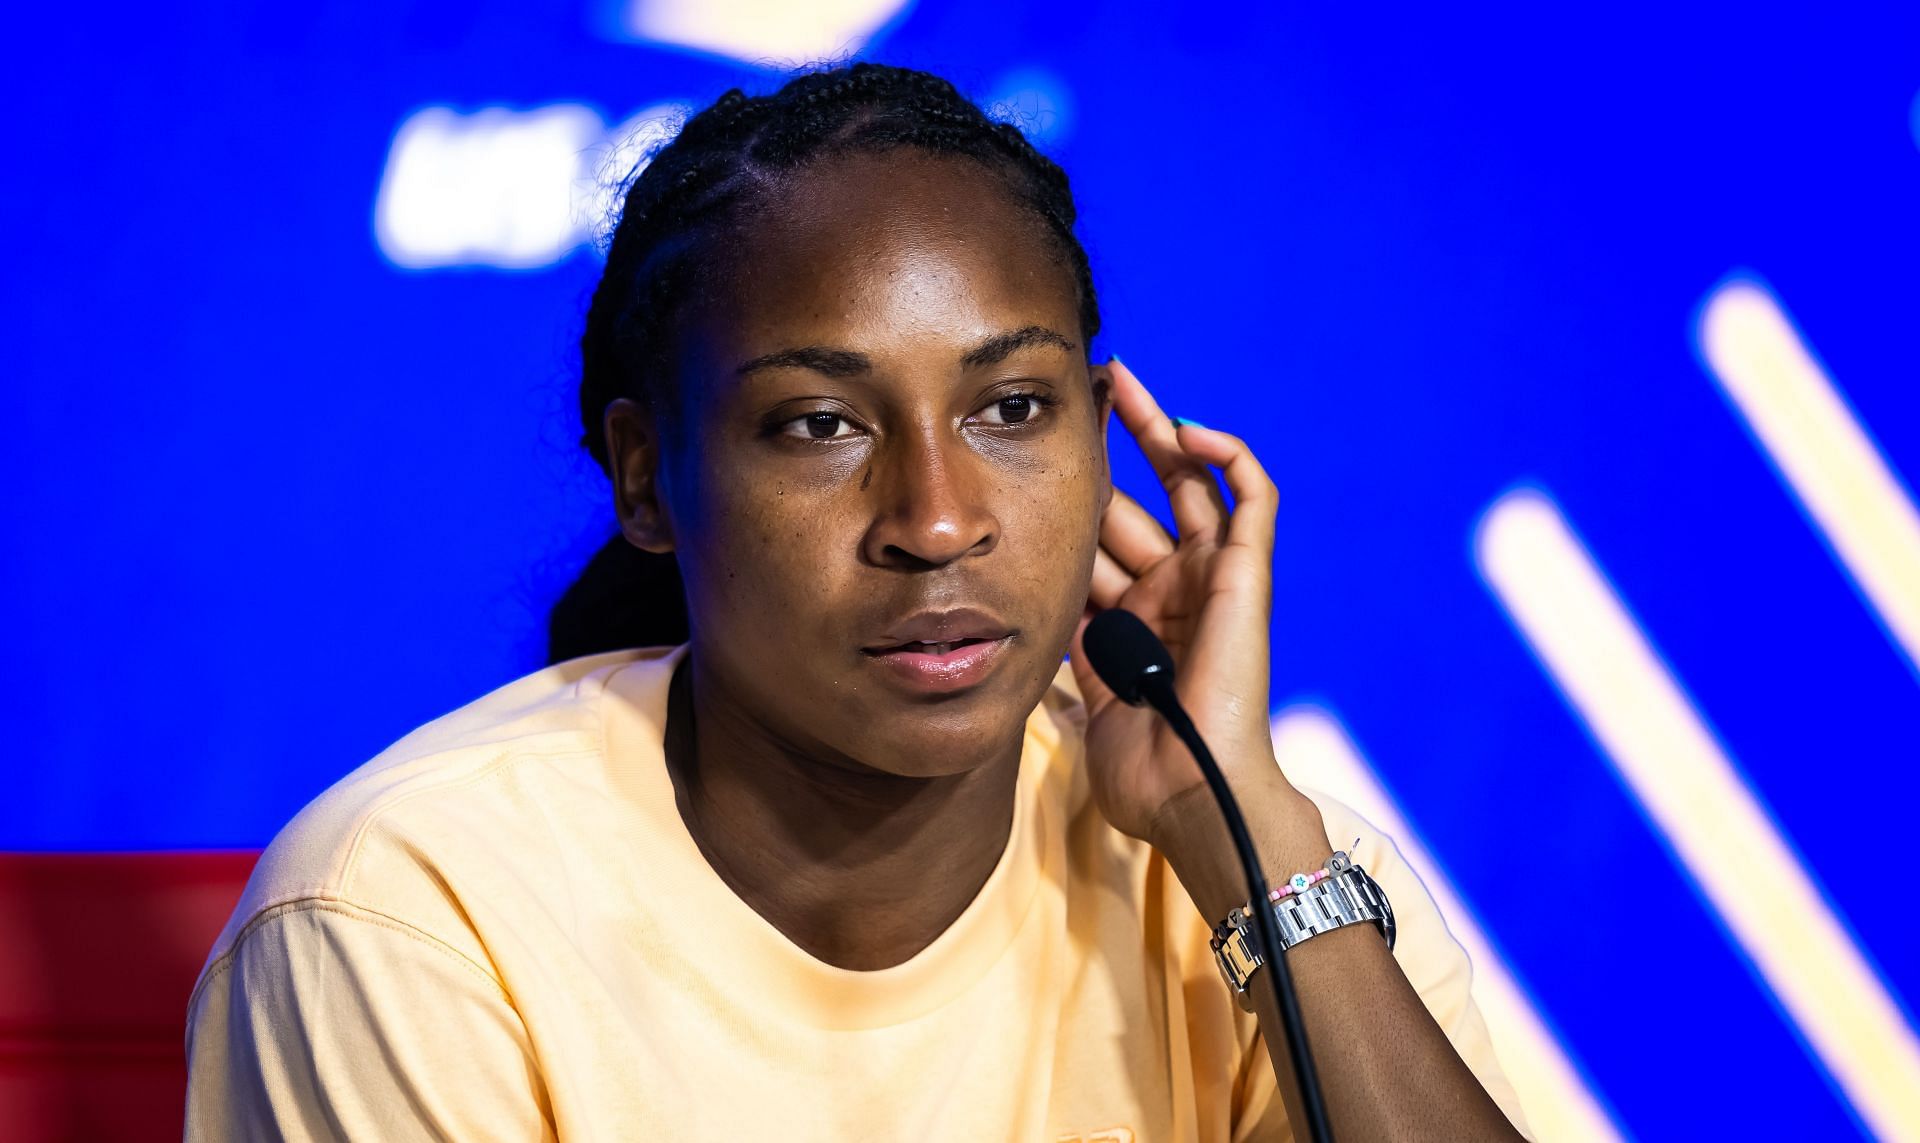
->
[185,645,1523,1141]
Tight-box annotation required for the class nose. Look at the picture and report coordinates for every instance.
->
[860,427,1000,570]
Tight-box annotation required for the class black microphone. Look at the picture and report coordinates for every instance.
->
[1081,608,1334,1143]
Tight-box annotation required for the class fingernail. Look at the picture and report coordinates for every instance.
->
[1109,352,1125,366]
[1171,415,1207,429]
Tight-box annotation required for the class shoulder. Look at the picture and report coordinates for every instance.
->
[195,647,676,990]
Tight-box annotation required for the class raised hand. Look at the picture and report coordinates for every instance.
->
[1070,357,1296,849]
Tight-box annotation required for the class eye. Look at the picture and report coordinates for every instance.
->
[973,390,1053,427]
[779,411,859,440]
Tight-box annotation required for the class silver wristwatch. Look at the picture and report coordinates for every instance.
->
[1209,850,1396,1011]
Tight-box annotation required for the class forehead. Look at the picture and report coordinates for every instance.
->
[691,150,1080,364]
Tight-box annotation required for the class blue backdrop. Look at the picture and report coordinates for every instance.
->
[6,3,1918,1138]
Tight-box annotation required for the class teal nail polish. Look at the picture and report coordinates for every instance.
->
[1171,415,1207,430]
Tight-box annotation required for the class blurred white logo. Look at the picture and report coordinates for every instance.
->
[371,62,1066,272]
[374,102,686,270]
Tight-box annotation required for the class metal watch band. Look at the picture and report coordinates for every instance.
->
[1209,855,1396,1010]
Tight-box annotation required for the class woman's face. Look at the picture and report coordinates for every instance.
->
[612,149,1110,778]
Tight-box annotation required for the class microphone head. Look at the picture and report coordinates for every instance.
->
[1081,608,1175,706]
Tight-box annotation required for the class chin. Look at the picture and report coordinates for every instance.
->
[840,656,1059,779]
[851,714,1020,779]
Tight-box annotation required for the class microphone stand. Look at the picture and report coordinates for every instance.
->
[1134,670,1335,1143]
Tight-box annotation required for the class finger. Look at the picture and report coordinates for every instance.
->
[1107,358,1230,544]
[1089,545,1134,611]
[1171,421,1279,558]
[1100,485,1175,577]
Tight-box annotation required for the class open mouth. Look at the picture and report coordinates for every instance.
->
[866,637,992,657]
[860,634,1012,693]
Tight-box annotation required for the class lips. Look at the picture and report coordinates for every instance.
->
[862,608,1016,694]
[863,608,1013,655]
[880,638,986,655]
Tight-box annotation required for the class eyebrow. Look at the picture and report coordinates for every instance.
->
[734,346,870,377]
[961,325,1077,368]
[733,325,1077,378]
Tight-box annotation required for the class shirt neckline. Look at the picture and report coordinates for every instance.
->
[599,644,1059,1030]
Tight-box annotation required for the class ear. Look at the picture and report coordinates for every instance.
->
[604,398,676,554]
[1090,359,1115,422]
[1089,360,1116,513]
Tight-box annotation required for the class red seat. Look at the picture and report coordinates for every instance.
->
[0,851,258,1142]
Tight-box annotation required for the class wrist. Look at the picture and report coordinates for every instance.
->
[1149,770,1332,923]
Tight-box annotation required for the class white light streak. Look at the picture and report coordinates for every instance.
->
[1697,277,1920,680]
[1271,707,1620,1142]
[620,0,912,65]
[1476,487,1920,1139]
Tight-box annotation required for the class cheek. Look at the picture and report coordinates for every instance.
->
[995,434,1107,586]
[677,460,866,626]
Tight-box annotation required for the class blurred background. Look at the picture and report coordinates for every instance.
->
[5,1,1919,1138]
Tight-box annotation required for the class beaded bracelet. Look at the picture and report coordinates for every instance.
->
[1272,868,1330,901]
[1229,866,1325,919]
[1238,840,1363,914]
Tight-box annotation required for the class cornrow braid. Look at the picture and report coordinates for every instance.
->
[575,62,1101,472]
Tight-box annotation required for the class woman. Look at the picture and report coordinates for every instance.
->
[186,64,1528,1140]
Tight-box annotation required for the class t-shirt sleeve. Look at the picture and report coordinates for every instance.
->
[184,899,556,1142]
[1227,793,1531,1140]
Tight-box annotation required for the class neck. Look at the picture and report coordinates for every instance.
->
[663,653,1022,971]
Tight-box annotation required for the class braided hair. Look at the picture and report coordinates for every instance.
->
[550,62,1101,663]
